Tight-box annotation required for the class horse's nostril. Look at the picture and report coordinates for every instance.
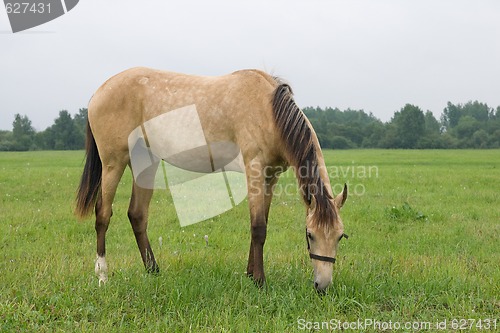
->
[314,282,319,289]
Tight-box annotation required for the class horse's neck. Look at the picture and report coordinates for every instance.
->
[314,145,333,198]
[302,115,332,198]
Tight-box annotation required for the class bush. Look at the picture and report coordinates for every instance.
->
[331,136,355,149]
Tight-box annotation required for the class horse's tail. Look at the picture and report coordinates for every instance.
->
[75,120,102,219]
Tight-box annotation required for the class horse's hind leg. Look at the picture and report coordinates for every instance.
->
[95,162,126,285]
[128,180,159,274]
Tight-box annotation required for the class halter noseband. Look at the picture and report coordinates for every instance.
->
[306,229,348,263]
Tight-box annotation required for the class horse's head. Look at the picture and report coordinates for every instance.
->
[305,184,348,292]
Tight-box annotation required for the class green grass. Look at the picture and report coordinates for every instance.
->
[0,150,499,332]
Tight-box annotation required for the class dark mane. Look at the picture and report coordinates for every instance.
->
[271,83,337,226]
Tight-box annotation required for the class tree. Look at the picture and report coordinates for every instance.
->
[362,121,385,148]
[11,114,36,151]
[330,136,355,149]
[73,108,87,148]
[50,110,80,150]
[0,130,14,151]
[471,129,489,148]
[300,102,500,149]
[413,111,444,148]
[463,101,491,122]
[424,111,441,135]
[455,116,481,142]
[442,102,462,129]
[442,101,493,129]
[34,128,55,150]
[392,104,425,148]
[303,106,385,149]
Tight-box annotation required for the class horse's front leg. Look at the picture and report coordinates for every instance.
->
[247,204,267,286]
[245,160,276,287]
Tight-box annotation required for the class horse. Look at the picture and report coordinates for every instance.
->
[75,67,348,291]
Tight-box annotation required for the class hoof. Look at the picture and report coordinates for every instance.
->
[146,264,160,275]
[98,276,107,287]
[313,282,328,296]
[252,276,265,288]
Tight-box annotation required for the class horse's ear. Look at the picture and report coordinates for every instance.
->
[334,183,348,209]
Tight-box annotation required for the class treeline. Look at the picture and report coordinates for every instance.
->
[304,101,500,149]
[1,101,500,151]
[0,109,87,151]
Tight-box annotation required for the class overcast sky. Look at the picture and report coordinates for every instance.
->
[1,0,499,131]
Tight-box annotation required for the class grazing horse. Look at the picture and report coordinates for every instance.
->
[75,67,348,291]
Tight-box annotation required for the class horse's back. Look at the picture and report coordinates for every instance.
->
[88,67,281,165]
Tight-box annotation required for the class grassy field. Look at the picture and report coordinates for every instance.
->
[0,150,499,332]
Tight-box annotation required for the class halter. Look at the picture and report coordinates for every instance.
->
[306,229,348,263]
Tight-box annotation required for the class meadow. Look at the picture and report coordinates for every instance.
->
[0,149,498,332]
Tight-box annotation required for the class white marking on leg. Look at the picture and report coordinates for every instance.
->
[95,255,108,286]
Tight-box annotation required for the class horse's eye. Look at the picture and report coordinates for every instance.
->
[307,232,314,241]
